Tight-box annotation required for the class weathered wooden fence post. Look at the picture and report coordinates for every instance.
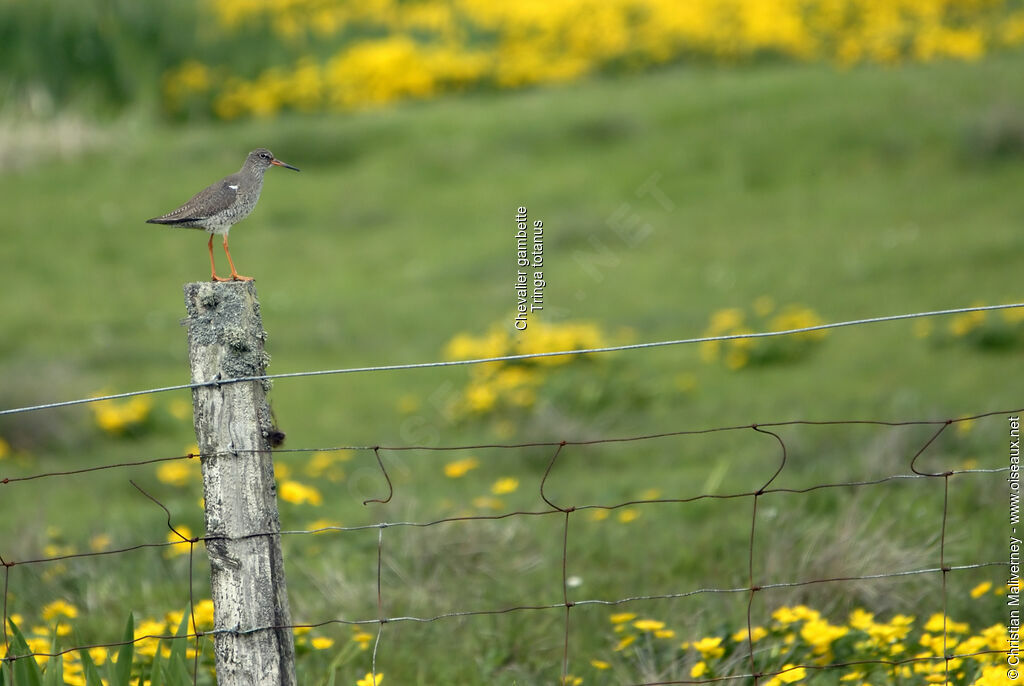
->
[183,281,296,685]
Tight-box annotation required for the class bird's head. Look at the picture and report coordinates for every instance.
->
[247,148,300,173]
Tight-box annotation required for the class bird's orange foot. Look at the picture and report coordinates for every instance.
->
[211,273,232,282]
[230,273,254,282]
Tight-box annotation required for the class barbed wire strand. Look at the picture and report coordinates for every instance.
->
[2,302,1021,418]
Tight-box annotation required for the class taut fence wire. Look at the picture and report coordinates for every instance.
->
[1,301,1021,417]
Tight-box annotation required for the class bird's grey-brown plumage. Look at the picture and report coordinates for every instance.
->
[147,148,297,233]
[146,148,299,281]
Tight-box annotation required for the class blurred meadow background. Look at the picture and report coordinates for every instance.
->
[2,1,1024,684]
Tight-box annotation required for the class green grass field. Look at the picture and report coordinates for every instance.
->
[1,53,1022,684]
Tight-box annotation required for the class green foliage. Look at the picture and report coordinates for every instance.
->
[1,53,1022,684]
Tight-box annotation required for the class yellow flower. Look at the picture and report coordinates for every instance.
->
[356,673,383,686]
[42,599,78,620]
[690,661,707,678]
[157,461,195,487]
[610,612,636,624]
[590,659,610,669]
[655,629,675,639]
[848,608,874,630]
[800,618,848,655]
[632,619,665,632]
[444,457,480,478]
[193,599,215,629]
[923,613,969,634]
[491,477,519,494]
[691,636,725,660]
[311,636,334,650]
[165,525,195,558]
[707,308,744,335]
[773,605,820,626]
[732,626,768,643]
[352,629,374,650]
[0,436,9,459]
[561,676,582,686]
[777,664,806,683]
[614,635,635,651]
[465,383,498,413]
[971,581,993,598]
[617,508,639,523]
[134,618,168,657]
[589,509,609,521]
[279,480,323,506]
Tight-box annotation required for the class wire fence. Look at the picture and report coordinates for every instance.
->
[0,304,1018,685]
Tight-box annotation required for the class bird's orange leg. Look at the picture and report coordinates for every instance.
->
[209,235,230,282]
[222,235,253,281]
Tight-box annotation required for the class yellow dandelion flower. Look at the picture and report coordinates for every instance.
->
[465,383,498,413]
[971,581,992,598]
[801,618,848,655]
[777,664,806,683]
[617,508,639,523]
[633,619,665,632]
[692,636,725,659]
[42,599,79,620]
[444,457,480,478]
[591,659,610,669]
[690,661,707,678]
[614,635,635,651]
[609,613,636,624]
[352,629,374,650]
[732,626,768,643]
[165,525,195,558]
[655,629,675,639]
[491,477,519,494]
[279,480,323,506]
[157,461,194,487]
[311,636,334,650]
[356,672,383,686]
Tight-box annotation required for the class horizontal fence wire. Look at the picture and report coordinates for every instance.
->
[0,304,1018,684]
[1,302,1021,416]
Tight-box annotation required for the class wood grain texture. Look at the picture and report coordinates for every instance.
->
[184,280,296,686]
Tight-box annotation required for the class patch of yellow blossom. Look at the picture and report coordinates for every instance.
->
[352,627,375,650]
[159,0,1024,119]
[279,479,324,505]
[165,525,195,558]
[702,303,827,370]
[89,393,152,435]
[440,319,611,417]
[595,603,1006,683]
[490,476,519,494]
[356,671,383,686]
[444,456,480,478]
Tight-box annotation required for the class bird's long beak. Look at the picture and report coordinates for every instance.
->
[271,158,300,172]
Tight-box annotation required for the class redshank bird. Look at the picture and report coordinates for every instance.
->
[146,148,300,281]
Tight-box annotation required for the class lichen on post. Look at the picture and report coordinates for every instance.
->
[183,280,295,686]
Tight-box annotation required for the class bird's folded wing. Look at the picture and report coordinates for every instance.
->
[147,180,239,224]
